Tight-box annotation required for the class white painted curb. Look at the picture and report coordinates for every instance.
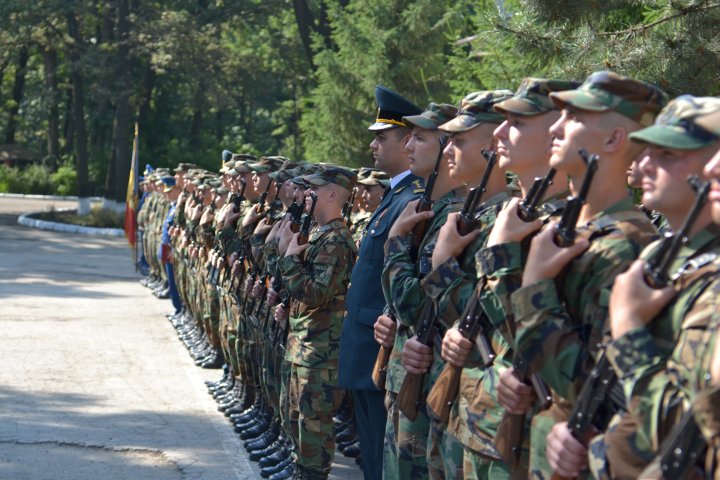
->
[17,209,125,237]
[0,193,104,201]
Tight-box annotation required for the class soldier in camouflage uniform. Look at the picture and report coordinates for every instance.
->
[372,102,463,480]
[270,168,358,479]
[353,170,388,245]
[404,91,515,479]
[433,78,577,479]
[492,71,665,479]
[574,96,720,479]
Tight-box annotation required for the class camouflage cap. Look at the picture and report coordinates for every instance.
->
[696,109,720,137]
[232,153,257,162]
[494,78,582,116]
[404,103,459,130]
[440,90,515,133]
[216,186,229,196]
[629,95,720,150]
[248,156,287,173]
[357,167,378,181]
[302,167,357,192]
[550,70,668,127]
[219,160,236,174]
[358,169,390,187]
[270,160,300,183]
[173,162,197,173]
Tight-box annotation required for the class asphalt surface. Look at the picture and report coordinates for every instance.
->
[0,197,363,480]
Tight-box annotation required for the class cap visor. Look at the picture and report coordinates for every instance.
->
[403,115,438,130]
[494,98,548,116]
[368,122,399,131]
[550,90,610,112]
[629,125,715,150]
[438,115,480,133]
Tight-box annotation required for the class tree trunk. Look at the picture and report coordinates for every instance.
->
[62,87,75,156]
[66,10,91,211]
[106,0,132,204]
[4,46,30,144]
[43,47,60,169]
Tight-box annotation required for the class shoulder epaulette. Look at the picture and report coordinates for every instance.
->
[411,179,425,194]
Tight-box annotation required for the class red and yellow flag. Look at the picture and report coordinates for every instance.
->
[124,123,139,246]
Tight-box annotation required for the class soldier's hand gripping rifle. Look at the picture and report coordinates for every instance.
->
[396,299,439,420]
[553,149,599,247]
[426,286,496,423]
[644,175,710,288]
[518,167,557,222]
[231,179,247,213]
[371,311,396,390]
[551,176,712,480]
[496,352,552,468]
[409,136,448,261]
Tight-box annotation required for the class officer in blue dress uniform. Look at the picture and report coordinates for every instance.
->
[338,85,425,480]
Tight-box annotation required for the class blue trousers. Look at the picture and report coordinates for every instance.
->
[164,262,182,313]
[353,389,387,480]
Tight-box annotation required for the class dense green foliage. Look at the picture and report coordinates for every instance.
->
[0,0,718,194]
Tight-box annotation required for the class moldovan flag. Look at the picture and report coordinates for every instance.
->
[124,123,139,247]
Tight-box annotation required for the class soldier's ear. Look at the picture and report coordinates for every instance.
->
[604,126,629,153]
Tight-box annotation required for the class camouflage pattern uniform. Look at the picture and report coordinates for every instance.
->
[596,96,720,479]
[280,170,358,477]
[421,91,517,480]
[509,72,667,479]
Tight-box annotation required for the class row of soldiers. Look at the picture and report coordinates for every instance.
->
[136,71,720,480]
[137,152,391,478]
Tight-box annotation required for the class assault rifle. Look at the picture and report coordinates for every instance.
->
[551,353,626,480]
[495,353,552,468]
[518,168,557,222]
[644,175,710,288]
[342,187,357,228]
[265,182,283,225]
[396,300,439,420]
[256,180,272,213]
[656,407,707,479]
[553,175,713,480]
[371,312,396,390]
[457,149,497,236]
[426,288,495,423]
[290,197,306,234]
[231,179,247,213]
[409,136,448,261]
[553,149,599,247]
[297,192,318,250]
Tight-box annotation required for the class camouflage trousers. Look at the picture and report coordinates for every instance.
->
[427,419,464,480]
[287,363,343,474]
[203,283,220,347]
[463,447,511,480]
[588,411,654,480]
[382,391,430,480]
[529,405,570,480]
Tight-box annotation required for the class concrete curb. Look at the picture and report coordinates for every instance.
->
[17,209,125,237]
[0,193,104,201]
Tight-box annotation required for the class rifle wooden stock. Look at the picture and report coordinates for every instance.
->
[426,363,462,423]
[396,370,425,421]
[372,345,393,389]
[495,411,526,469]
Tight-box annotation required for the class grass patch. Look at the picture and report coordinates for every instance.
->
[34,206,124,229]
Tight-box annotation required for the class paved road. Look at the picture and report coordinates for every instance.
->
[0,198,362,480]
